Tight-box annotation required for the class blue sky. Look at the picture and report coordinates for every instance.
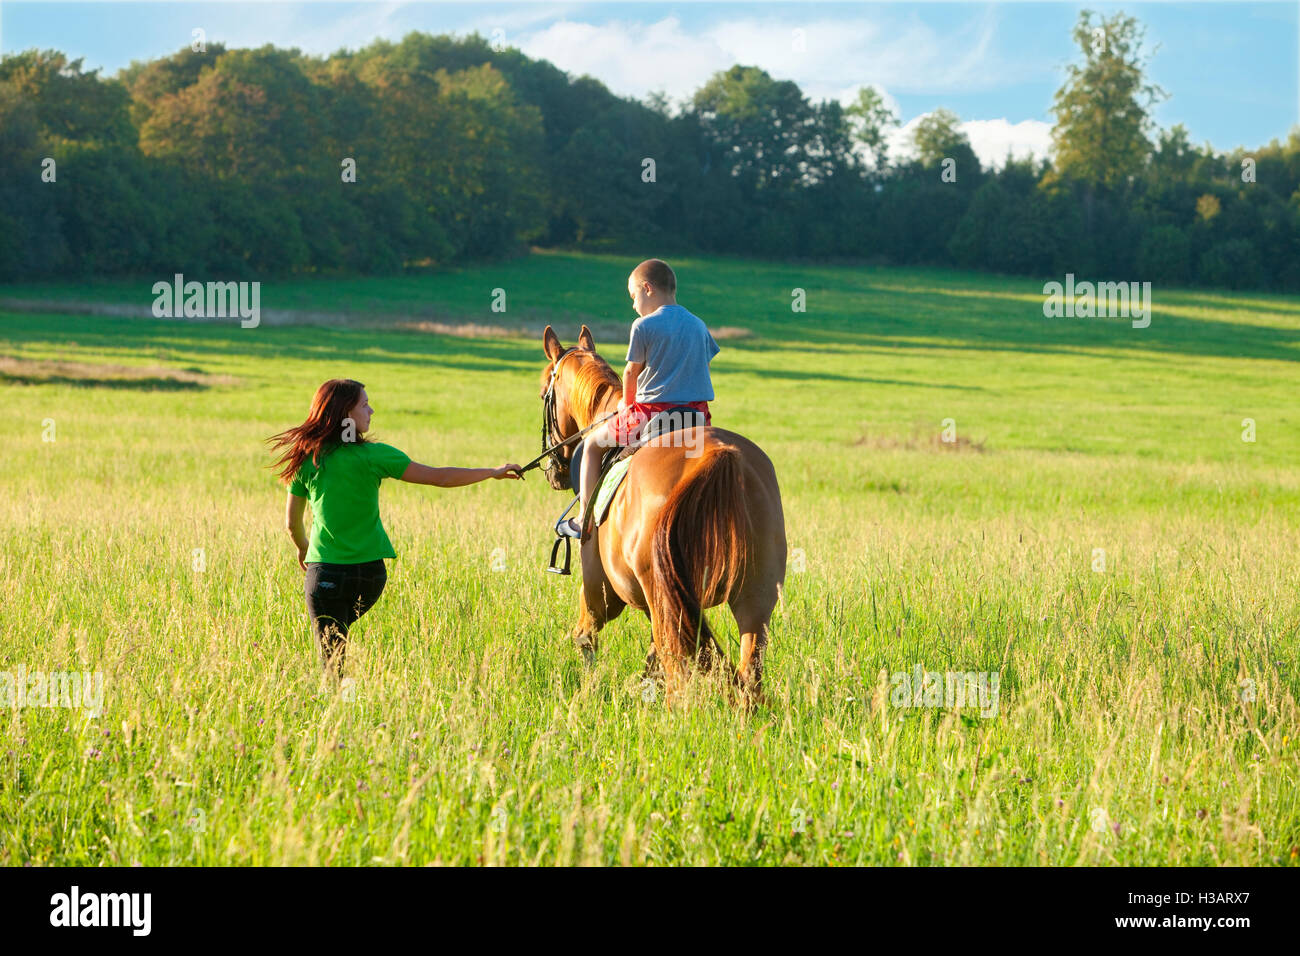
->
[2,2,1296,165]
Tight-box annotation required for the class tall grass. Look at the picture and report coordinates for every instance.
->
[1,253,1297,864]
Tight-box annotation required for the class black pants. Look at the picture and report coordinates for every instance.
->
[304,559,387,676]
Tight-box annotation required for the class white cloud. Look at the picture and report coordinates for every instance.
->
[704,11,1019,101]
[293,2,410,56]
[517,16,722,106]
[887,113,1054,169]
[461,5,586,39]
[961,117,1054,168]
[513,10,1039,107]
[183,1,412,61]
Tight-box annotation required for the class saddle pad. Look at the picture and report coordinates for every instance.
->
[588,456,632,527]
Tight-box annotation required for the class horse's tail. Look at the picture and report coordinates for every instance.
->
[650,441,751,666]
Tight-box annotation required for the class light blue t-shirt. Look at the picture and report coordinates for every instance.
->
[625,304,719,403]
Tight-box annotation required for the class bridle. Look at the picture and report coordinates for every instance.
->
[536,347,578,477]
[520,347,615,477]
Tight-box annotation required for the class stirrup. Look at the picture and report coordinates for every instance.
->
[547,535,571,575]
[547,496,580,575]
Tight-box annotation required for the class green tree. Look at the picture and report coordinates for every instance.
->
[691,65,817,195]
[804,99,861,185]
[909,108,982,187]
[1150,123,1199,180]
[1137,224,1190,283]
[136,46,323,182]
[356,49,544,262]
[0,49,134,147]
[120,44,229,131]
[1049,10,1165,190]
[844,86,897,173]
[0,82,67,278]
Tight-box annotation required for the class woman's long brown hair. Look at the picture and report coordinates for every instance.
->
[266,379,367,485]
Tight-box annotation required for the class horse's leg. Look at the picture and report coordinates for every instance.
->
[571,591,626,665]
[731,583,779,707]
[572,540,626,666]
[736,622,770,706]
[730,455,785,709]
[641,599,691,709]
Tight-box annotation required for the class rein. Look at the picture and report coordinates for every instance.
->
[518,411,617,475]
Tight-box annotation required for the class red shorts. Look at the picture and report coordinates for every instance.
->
[609,401,711,446]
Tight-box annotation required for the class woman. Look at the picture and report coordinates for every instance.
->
[267,378,521,676]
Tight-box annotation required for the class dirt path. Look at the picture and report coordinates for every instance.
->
[0,297,753,341]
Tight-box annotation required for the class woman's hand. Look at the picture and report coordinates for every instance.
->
[297,543,308,571]
[493,463,523,480]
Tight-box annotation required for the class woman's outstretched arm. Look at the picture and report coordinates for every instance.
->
[285,491,309,569]
[400,462,522,487]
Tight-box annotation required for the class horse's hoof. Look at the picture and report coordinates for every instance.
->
[738,685,768,712]
[642,647,664,682]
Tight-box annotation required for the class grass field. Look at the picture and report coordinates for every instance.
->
[1,248,1298,865]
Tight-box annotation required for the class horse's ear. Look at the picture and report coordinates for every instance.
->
[577,325,595,352]
[543,325,563,361]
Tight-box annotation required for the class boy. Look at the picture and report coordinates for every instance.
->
[559,258,719,537]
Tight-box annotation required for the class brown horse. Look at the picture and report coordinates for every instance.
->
[537,325,786,705]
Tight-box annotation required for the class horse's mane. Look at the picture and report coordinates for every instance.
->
[568,353,621,427]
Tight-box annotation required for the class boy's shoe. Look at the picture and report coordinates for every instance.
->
[555,516,584,539]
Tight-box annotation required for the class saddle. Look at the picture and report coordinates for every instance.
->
[546,406,710,574]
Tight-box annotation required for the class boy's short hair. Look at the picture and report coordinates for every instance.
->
[631,259,676,295]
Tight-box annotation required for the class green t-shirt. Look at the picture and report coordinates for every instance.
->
[289,441,411,564]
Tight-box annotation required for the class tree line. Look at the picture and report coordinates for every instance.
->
[2,10,1297,290]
